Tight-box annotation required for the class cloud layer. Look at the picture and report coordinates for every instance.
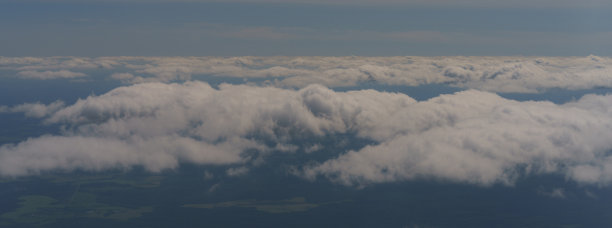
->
[2,82,612,187]
[3,56,611,93]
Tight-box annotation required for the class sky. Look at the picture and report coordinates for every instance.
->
[2,0,612,56]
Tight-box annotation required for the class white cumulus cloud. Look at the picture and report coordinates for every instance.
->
[303,91,612,186]
[2,82,612,188]
[0,82,411,176]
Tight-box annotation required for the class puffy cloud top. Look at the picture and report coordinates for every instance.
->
[2,82,612,187]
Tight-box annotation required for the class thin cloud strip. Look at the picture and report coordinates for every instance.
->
[0,101,65,118]
[2,82,612,187]
[17,70,87,80]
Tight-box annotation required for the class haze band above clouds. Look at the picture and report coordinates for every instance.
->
[10,0,612,9]
[2,56,612,93]
[2,81,612,187]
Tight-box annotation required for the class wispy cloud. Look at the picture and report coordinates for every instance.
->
[0,101,65,118]
[17,70,86,80]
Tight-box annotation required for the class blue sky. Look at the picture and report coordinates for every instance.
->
[2,0,612,56]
